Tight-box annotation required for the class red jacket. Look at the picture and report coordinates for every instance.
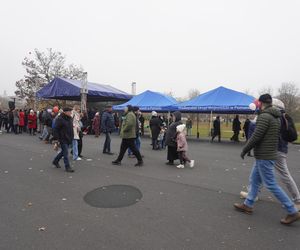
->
[19,112,25,126]
[28,114,37,129]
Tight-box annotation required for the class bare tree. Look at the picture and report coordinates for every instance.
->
[15,48,84,103]
[258,86,274,96]
[188,88,200,99]
[277,82,299,116]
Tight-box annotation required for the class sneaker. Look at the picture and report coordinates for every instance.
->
[280,212,300,225]
[134,161,143,167]
[233,203,253,215]
[112,160,121,165]
[240,191,258,201]
[176,164,184,169]
[189,160,195,168]
[76,157,82,161]
[65,167,75,173]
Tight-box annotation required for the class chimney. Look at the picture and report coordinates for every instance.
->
[131,82,136,95]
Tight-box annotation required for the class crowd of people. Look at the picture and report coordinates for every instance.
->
[1,93,299,225]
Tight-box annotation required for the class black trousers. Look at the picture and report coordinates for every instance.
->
[167,146,179,163]
[78,136,83,156]
[116,138,142,162]
[211,131,221,142]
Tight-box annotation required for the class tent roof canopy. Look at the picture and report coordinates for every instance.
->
[113,90,178,111]
[36,77,132,102]
[169,86,255,113]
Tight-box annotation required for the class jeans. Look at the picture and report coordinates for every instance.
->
[40,125,48,139]
[244,159,297,215]
[53,143,70,169]
[72,139,79,160]
[128,136,141,155]
[116,138,143,162]
[103,132,111,153]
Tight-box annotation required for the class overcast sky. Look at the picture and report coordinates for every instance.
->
[0,0,299,98]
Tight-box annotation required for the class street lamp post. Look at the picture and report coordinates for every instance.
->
[81,72,88,113]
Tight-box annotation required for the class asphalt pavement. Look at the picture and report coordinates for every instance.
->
[0,132,300,250]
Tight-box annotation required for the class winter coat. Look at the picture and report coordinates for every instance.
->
[92,115,100,134]
[19,111,25,126]
[243,119,250,138]
[101,111,116,133]
[27,114,37,129]
[232,117,241,132]
[53,113,74,145]
[242,106,281,160]
[72,110,81,140]
[165,111,182,147]
[44,112,53,127]
[176,132,188,152]
[213,119,221,133]
[150,116,162,140]
[120,111,136,139]
[13,111,19,125]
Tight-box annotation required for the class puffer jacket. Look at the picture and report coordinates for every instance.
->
[165,111,182,147]
[242,106,281,160]
[120,111,136,139]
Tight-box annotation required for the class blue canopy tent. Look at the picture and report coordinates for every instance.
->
[36,77,132,102]
[113,90,178,112]
[169,86,255,114]
[169,86,256,138]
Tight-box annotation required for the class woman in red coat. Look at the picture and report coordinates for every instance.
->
[18,109,25,133]
[27,110,37,135]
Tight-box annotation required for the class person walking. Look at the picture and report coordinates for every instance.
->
[231,115,241,142]
[72,105,81,161]
[128,106,142,157]
[176,124,194,169]
[27,110,37,135]
[112,105,143,167]
[211,116,221,142]
[240,99,300,211]
[234,94,300,225]
[101,105,116,155]
[7,109,14,133]
[149,111,162,150]
[243,118,251,141]
[52,107,75,172]
[165,111,182,165]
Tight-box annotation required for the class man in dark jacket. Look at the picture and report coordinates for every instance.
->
[231,115,241,142]
[52,108,75,172]
[234,94,300,225]
[165,111,182,165]
[211,116,221,142]
[150,111,162,150]
[101,106,116,155]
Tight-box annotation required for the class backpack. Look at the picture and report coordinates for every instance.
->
[281,114,298,142]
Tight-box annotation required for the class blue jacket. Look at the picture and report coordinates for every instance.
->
[101,111,116,133]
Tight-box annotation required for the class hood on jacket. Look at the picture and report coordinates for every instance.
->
[176,124,186,133]
[263,106,281,118]
[173,111,181,122]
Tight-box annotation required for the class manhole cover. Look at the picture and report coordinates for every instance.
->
[83,185,143,208]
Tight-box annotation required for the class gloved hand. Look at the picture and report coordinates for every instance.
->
[240,151,246,160]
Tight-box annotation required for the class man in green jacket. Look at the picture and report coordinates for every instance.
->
[112,105,143,167]
[234,94,300,225]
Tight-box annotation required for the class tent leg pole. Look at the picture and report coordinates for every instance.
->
[197,113,199,139]
[209,111,213,141]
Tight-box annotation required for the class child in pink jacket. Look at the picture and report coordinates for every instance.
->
[176,124,194,169]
